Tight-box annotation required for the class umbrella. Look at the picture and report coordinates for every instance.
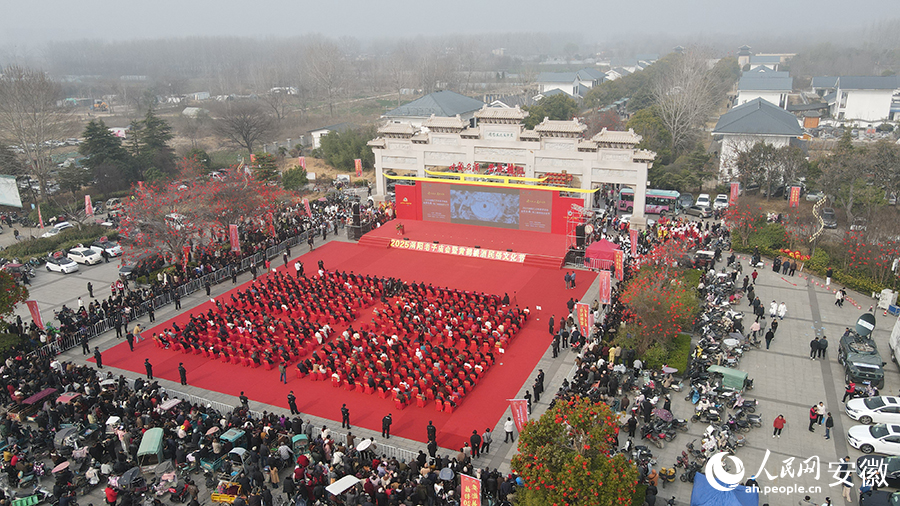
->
[100,379,116,387]
[653,408,674,422]
[728,332,744,341]
[723,338,739,348]
[120,467,143,487]
[317,198,327,202]
[154,460,175,476]
[356,439,372,452]
[52,461,70,473]
[438,468,454,481]
[54,427,79,449]
[325,475,361,496]
[206,427,220,436]
[661,366,677,374]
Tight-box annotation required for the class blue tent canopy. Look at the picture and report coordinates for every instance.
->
[691,473,759,506]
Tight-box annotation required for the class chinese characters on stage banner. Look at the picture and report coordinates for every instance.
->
[460,474,481,506]
[389,239,526,263]
[575,302,590,335]
[614,250,624,281]
[85,195,94,216]
[302,198,312,218]
[629,228,638,256]
[25,300,43,330]
[508,399,529,432]
[598,270,612,305]
[789,186,800,208]
[730,181,740,206]
[229,224,241,253]
[354,158,362,177]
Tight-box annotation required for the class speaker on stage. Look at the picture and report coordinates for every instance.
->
[575,224,586,248]
[352,202,361,226]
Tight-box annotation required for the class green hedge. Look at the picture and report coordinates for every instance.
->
[731,222,788,257]
[2,225,118,262]
[668,333,692,375]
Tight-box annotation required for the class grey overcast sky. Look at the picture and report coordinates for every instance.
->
[3,0,897,46]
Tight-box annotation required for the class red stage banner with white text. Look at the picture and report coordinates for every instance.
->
[298,156,306,169]
[508,399,529,432]
[629,228,638,256]
[85,195,94,216]
[614,250,624,281]
[354,159,362,177]
[25,300,43,330]
[576,302,590,334]
[302,198,312,218]
[389,238,525,263]
[730,182,740,206]
[789,186,800,208]
[460,474,481,506]
[229,224,240,253]
[598,270,612,305]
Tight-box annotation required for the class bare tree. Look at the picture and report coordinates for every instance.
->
[305,40,348,117]
[213,101,276,155]
[0,65,75,202]
[383,47,414,107]
[652,49,718,155]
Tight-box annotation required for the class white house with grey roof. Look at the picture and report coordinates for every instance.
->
[382,90,485,129]
[736,73,793,109]
[713,98,803,181]
[535,68,606,98]
[827,76,899,122]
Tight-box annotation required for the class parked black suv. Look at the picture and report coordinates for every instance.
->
[839,331,886,388]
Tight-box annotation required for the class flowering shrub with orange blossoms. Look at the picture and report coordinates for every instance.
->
[511,396,638,506]
[619,266,700,353]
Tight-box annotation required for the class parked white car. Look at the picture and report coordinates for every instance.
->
[695,194,711,207]
[848,423,900,454]
[713,194,729,211]
[45,255,80,274]
[846,397,900,425]
[40,221,74,238]
[67,247,103,265]
[90,240,123,257]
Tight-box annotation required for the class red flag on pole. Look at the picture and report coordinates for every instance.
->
[789,186,800,208]
[460,474,482,506]
[508,399,529,432]
[298,156,306,169]
[37,204,44,229]
[182,246,191,272]
[266,212,276,236]
[629,228,638,256]
[614,250,624,281]
[25,300,44,330]
[85,195,94,216]
[354,158,362,177]
[575,302,590,334]
[302,198,312,218]
[229,224,241,253]
[730,181,740,206]
[598,270,612,304]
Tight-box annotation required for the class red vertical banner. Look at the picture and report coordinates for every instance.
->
[629,228,638,256]
[789,186,800,208]
[598,270,612,304]
[302,198,312,218]
[250,154,256,164]
[460,474,481,506]
[37,204,44,229]
[730,182,740,206]
[25,300,43,330]
[85,195,94,216]
[298,156,306,169]
[266,212,276,236]
[614,250,624,281]
[229,224,241,253]
[354,158,362,177]
[508,399,529,432]
[575,302,590,334]
[182,245,191,272]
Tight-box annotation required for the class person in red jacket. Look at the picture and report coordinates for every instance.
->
[105,485,118,506]
[773,414,786,438]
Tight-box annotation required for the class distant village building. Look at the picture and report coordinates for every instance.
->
[535,68,606,99]
[382,90,485,129]
[308,122,357,149]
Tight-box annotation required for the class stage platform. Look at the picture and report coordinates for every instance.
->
[359,221,569,270]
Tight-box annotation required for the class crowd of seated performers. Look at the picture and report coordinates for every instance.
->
[152,269,406,368]
[297,282,531,412]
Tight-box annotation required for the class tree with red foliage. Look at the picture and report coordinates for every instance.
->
[619,265,699,353]
[724,203,764,249]
[511,396,637,506]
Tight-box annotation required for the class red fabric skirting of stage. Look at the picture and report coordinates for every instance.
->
[95,240,594,449]
[363,220,569,258]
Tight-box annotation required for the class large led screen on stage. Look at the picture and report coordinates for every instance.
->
[420,183,555,231]
[450,186,520,229]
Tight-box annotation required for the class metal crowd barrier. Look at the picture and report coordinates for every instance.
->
[28,231,310,359]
